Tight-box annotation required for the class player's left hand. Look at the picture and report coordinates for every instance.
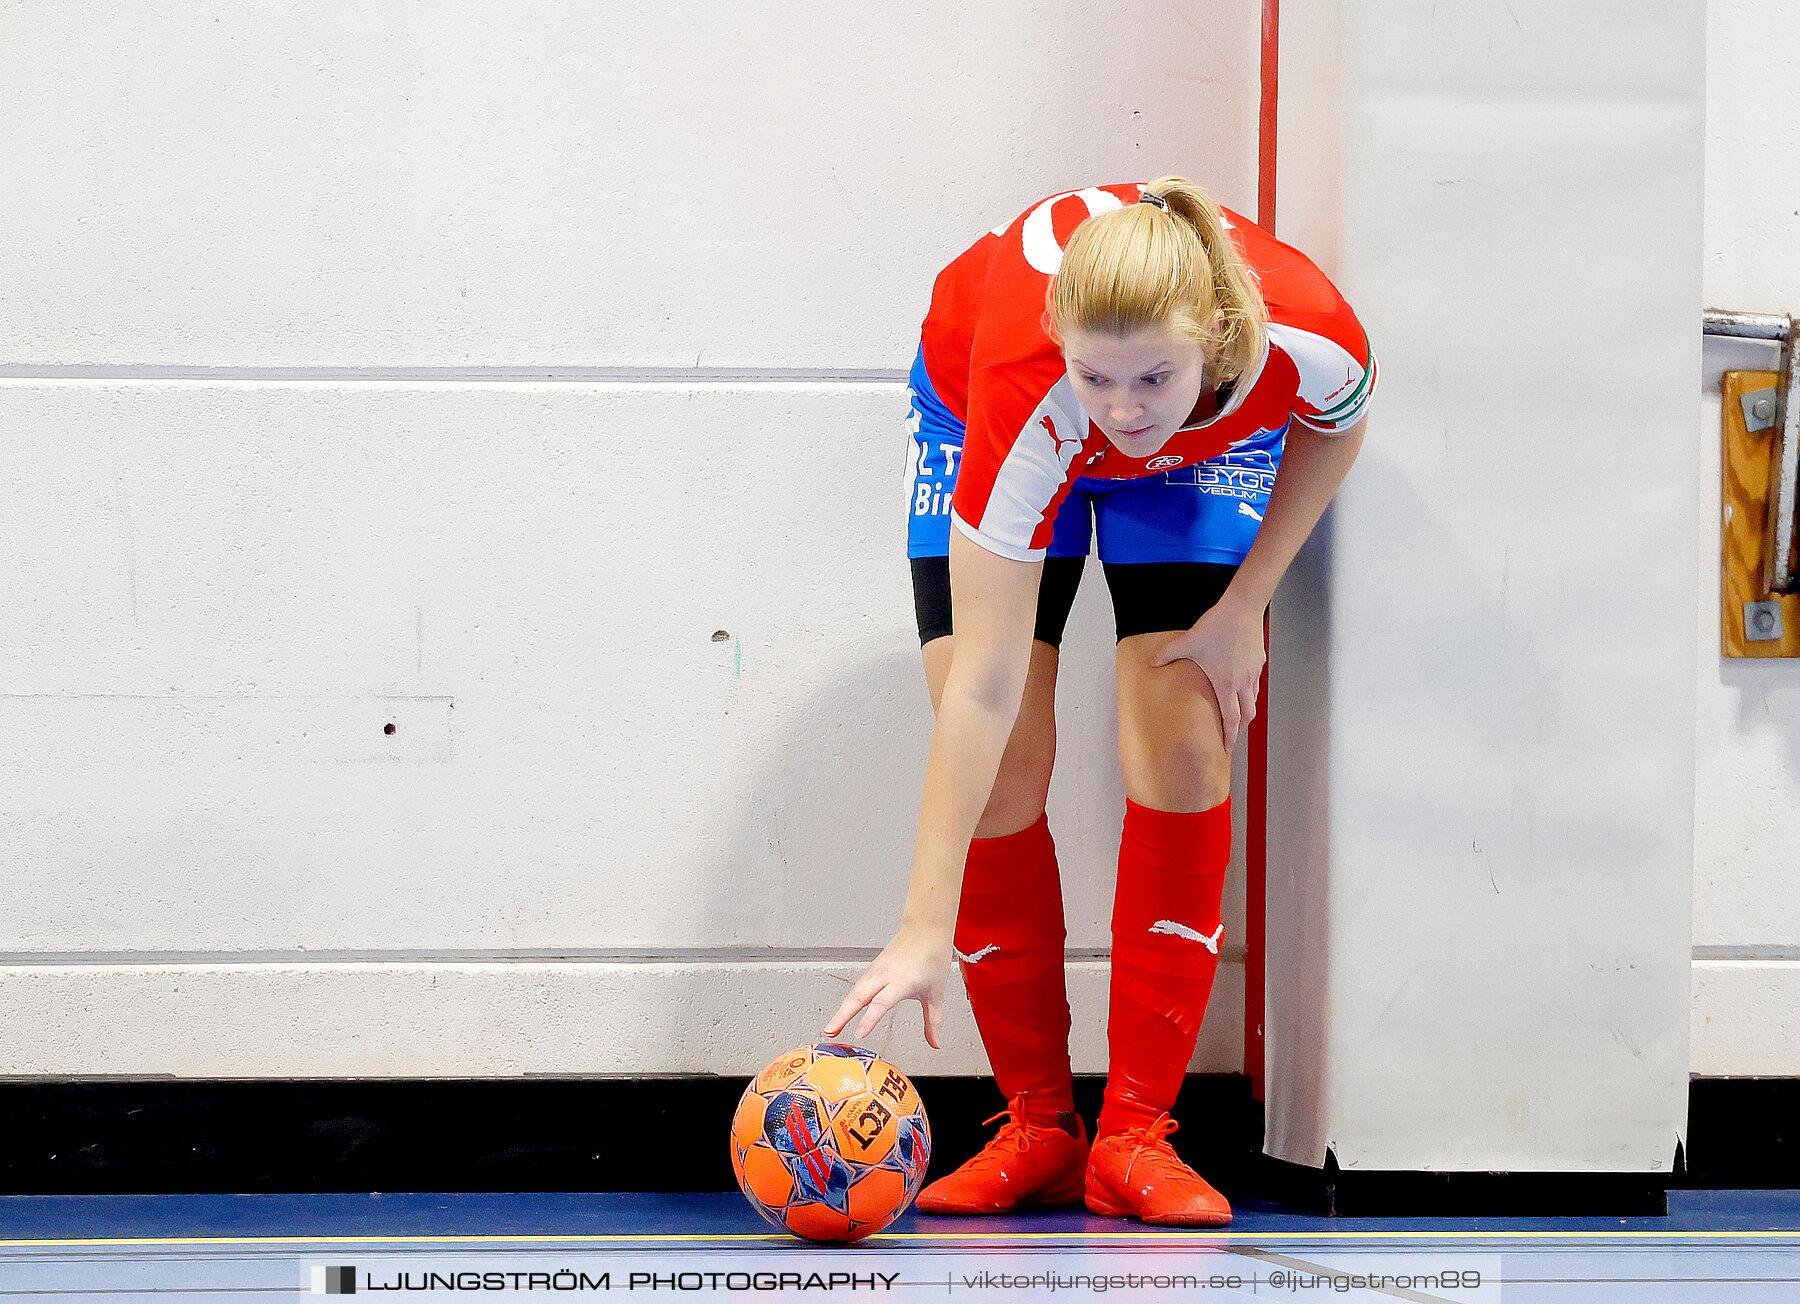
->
[1148,602,1265,752]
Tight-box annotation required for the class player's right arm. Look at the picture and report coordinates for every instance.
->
[823,527,1041,1049]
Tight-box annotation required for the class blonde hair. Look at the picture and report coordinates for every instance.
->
[1049,176,1268,386]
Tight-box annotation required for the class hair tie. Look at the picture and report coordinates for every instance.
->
[1137,191,1169,211]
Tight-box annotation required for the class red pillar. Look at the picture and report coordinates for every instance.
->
[1246,0,1279,1103]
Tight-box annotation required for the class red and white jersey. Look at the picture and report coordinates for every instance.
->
[921,183,1376,561]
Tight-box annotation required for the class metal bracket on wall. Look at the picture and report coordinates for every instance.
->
[1741,386,1779,433]
[1711,310,1800,657]
[1744,600,1784,642]
[1717,367,1800,656]
[1705,310,1799,595]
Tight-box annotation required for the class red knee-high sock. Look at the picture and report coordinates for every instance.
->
[954,814,1075,1124]
[1098,798,1231,1138]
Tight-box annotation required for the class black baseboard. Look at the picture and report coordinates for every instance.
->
[0,1075,1793,1209]
[1683,1078,1800,1189]
[1246,1154,1670,1217]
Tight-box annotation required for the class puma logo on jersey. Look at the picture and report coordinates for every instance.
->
[1149,919,1224,953]
[1238,503,1264,522]
[1321,366,1362,404]
[955,943,1000,964]
[1040,413,1085,466]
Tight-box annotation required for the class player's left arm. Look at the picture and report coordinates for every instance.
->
[1150,414,1368,747]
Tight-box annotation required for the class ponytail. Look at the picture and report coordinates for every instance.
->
[1049,176,1268,386]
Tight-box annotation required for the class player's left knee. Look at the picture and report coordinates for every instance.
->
[1122,729,1231,811]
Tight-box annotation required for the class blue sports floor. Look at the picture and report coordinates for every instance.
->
[4,1189,1800,1301]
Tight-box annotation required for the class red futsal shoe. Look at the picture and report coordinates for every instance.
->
[915,1094,1089,1215]
[1084,1114,1232,1227]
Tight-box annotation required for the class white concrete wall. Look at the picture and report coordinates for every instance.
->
[1692,0,1800,1077]
[0,2,1261,1076]
[11,0,1788,1094]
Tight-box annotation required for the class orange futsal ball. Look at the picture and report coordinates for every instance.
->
[730,1043,932,1243]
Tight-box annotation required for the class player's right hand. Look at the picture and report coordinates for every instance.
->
[823,925,953,1050]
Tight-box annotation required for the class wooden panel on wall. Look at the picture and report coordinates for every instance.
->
[1721,369,1800,657]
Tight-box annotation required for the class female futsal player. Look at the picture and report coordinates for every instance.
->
[823,177,1375,1226]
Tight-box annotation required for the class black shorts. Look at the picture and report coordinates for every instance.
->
[910,557,1241,647]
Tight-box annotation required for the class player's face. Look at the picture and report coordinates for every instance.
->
[1061,322,1210,460]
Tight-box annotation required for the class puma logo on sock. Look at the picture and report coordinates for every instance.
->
[1148,920,1224,953]
[955,943,1000,964]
